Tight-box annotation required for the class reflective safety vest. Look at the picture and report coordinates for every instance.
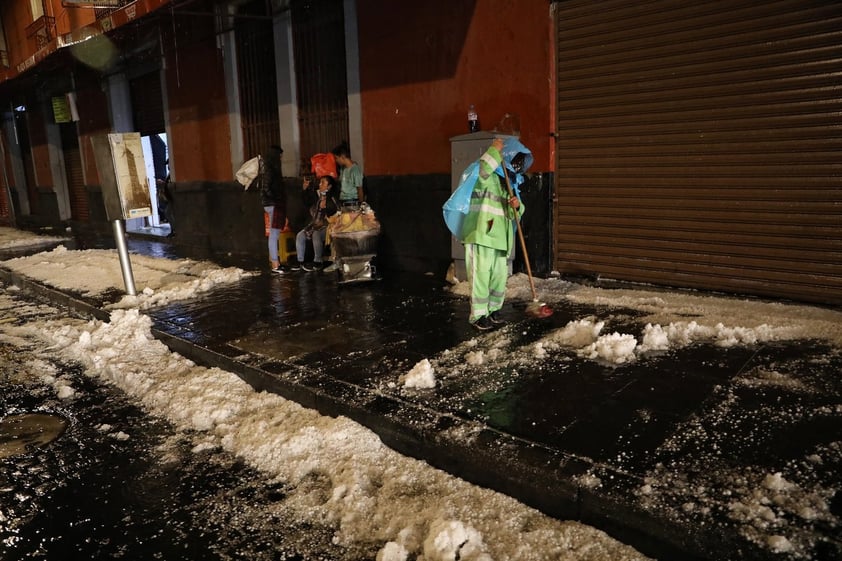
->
[461,146,524,255]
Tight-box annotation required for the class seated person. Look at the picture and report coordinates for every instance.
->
[291,175,338,272]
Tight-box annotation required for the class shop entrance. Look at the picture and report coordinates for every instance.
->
[125,70,170,237]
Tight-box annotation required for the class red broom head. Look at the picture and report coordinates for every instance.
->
[526,301,554,318]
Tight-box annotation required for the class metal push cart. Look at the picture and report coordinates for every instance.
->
[328,204,381,284]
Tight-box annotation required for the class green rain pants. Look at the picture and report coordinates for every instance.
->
[466,243,508,321]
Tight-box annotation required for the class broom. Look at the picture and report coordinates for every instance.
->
[502,163,553,318]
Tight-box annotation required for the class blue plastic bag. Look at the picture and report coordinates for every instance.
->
[442,161,480,241]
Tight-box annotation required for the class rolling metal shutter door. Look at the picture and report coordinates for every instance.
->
[554,0,842,305]
[60,123,88,221]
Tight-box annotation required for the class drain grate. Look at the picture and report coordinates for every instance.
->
[0,413,68,459]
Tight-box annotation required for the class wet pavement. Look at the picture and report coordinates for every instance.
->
[2,231,841,561]
[0,296,360,561]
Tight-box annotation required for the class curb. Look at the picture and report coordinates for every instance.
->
[0,265,778,561]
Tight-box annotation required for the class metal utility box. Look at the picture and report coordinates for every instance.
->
[91,133,152,222]
[449,131,517,280]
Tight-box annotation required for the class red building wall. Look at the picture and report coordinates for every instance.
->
[52,1,97,34]
[1,0,97,192]
[1,2,34,69]
[357,0,552,175]
[162,17,231,182]
[0,1,95,68]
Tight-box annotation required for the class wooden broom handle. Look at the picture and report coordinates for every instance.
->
[501,165,538,301]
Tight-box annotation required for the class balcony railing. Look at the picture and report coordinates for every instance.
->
[95,0,133,20]
[25,15,56,49]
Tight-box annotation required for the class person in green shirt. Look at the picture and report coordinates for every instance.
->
[332,142,364,203]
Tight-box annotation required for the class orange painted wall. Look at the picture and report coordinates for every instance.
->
[357,0,552,175]
[1,1,95,69]
[50,0,97,34]
[162,17,231,182]
[1,2,35,69]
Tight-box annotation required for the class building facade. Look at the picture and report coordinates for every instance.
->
[0,0,839,305]
[0,0,554,274]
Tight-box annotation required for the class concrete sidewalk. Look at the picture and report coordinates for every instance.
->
[2,234,840,561]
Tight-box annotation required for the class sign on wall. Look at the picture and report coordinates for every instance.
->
[51,93,79,123]
[51,96,71,123]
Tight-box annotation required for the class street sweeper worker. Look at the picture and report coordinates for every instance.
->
[462,137,524,330]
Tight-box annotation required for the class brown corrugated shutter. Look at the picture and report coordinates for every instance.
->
[554,0,842,306]
[60,122,88,221]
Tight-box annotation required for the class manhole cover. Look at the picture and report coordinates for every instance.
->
[0,413,68,459]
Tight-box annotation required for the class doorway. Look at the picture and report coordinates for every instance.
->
[125,70,170,237]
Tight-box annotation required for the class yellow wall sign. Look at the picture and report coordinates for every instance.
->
[52,96,71,123]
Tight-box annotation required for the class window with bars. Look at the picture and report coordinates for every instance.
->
[234,0,281,161]
[25,16,54,49]
[291,0,349,168]
[94,0,132,20]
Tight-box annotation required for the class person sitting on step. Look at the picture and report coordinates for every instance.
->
[291,175,338,272]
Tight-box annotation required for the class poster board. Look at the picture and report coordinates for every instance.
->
[91,133,152,221]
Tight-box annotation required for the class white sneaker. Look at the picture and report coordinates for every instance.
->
[323,262,339,273]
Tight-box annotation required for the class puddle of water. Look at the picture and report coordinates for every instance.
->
[0,413,67,459]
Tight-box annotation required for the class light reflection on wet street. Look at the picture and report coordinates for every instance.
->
[3,233,841,560]
[0,413,67,459]
[0,289,368,561]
